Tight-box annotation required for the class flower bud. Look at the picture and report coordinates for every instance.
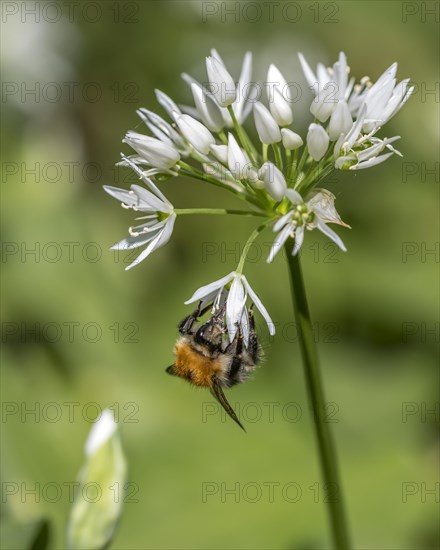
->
[253,102,281,144]
[270,89,293,127]
[267,65,293,126]
[206,56,236,108]
[67,410,126,550]
[307,123,329,161]
[210,144,228,165]
[190,83,224,133]
[258,162,287,201]
[281,128,303,150]
[328,101,353,141]
[227,133,251,180]
[175,114,215,155]
[310,88,336,122]
[123,131,180,170]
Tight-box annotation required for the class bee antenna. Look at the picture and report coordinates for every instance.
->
[210,377,246,432]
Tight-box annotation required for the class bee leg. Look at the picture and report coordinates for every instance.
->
[178,301,213,335]
[226,327,244,383]
[247,306,260,365]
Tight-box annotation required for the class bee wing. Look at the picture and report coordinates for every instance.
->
[210,378,246,432]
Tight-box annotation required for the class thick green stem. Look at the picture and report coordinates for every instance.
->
[285,250,351,550]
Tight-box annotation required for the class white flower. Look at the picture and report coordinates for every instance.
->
[190,82,224,133]
[268,189,348,262]
[307,123,329,161]
[227,133,256,181]
[104,157,176,270]
[328,101,353,141]
[258,162,287,201]
[155,89,182,118]
[185,271,275,345]
[281,128,303,150]
[210,144,228,165]
[253,102,281,144]
[353,64,413,133]
[136,108,189,154]
[123,131,180,171]
[267,64,293,126]
[231,51,253,124]
[334,104,402,170]
[206,54,237,108]
[175,113,215,155]
[299,51,350,122]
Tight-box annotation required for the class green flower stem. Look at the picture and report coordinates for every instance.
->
[294,144,309,184]
[272,143,283,171]
[217,130,228,145]
[285,250,351,550]
[236,220,272,274]
[262,143,269,163]
[287,149,299,185]
[174,208,264,217]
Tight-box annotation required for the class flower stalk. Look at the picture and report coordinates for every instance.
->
[285,249,351,549]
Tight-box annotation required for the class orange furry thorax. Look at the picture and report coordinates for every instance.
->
[173,338,225,387]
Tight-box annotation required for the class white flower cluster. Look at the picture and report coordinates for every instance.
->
[104,49,412,341]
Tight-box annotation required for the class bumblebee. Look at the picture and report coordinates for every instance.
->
[166,301,261,430]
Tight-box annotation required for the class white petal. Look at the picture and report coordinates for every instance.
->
[130,184,169,213]
[285,189,304,205]
[120,155,172,207]
[267,224,291,263]
[240,307,250,347]
[253,102,281,144]
[241,276,275,335]
[273,211,294,233]
[206,55,236,108]
[103,185,136,205]
[316,218,347,251]
[85,409,117,456]
[307,123,329,161]
[328,101,353,141]
[155,89,181,118]
[125,214,176,270]
[184,271,235,304]
[175,114,215,155]
[226,276,247,343]
[233,51,253,123]
[292,226,305,256]
[190,83,224,133]
[350,152,394,170]
[298,53,317,88]
[258,162,286,201]
[281,128,303,150]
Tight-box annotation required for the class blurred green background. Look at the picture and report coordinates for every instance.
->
[1,1,439,548]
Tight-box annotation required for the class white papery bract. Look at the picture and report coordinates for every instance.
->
[185,271,275,345]
[268,189,348,262]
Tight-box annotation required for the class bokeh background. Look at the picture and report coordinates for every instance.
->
[1,1,439,548]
